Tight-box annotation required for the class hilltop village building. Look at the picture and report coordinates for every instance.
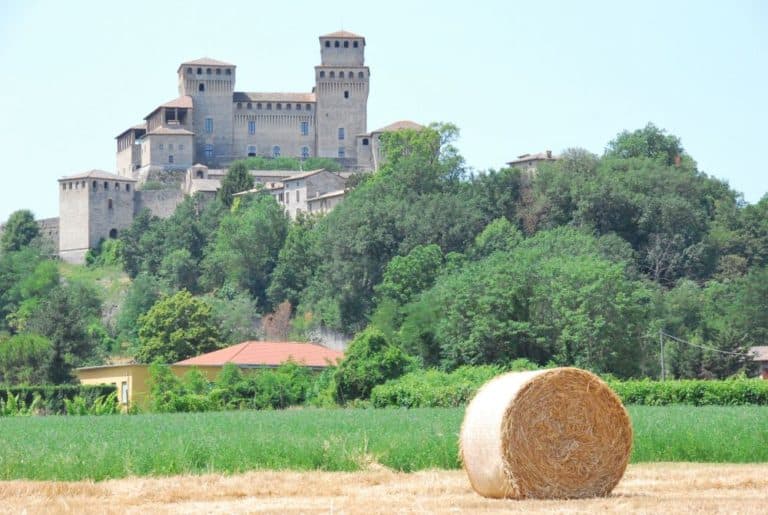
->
[56,30,423,263]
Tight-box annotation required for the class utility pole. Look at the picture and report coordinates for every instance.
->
[659,328,665,380]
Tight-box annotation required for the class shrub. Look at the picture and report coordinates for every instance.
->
[64,391,119,415]
[334,328,415,403]
[607,378,768,406]
[0,384,116,414]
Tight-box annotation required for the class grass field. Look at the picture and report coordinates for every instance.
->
[0,406,766,481]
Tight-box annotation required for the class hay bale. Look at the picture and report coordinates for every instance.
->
[459,367,632,499]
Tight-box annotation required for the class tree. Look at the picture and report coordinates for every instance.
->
[375,244,444,306]
[267,214,319,308]
[470,218,523,259]
[605,122,684,165]
[136,290,222,363]
[218,161,254,207]
[1,210,39,253]
[116,272,168,346]
[333,328,414,402]
[26,283,103,383]
[0,333,52,384]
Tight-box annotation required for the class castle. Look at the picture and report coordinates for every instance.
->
[56,30,421,264]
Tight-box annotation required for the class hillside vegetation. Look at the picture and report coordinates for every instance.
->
[0,122,766,389]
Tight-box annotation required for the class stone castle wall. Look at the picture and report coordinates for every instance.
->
[134,189,185,218]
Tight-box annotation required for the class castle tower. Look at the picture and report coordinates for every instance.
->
[58,171,136,264]
[178,58,236,167]
[314,31,369,164]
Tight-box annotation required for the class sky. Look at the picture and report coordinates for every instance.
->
[0,0,766,223]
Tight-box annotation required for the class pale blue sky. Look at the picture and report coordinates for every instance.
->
[0,0,765,223]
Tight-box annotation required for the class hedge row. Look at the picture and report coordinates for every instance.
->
[370,369,768,407]
[0,385,117,414]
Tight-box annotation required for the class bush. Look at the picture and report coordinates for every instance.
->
[333,328,415,403]
[607,378,768,406]
[64,391,119,415]
[0,384,116,414]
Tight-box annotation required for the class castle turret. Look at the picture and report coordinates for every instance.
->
[314,31,369,164]
[178,58,236,167]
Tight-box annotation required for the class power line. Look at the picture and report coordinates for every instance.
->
[660,331,752,358]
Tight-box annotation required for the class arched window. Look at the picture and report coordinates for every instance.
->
[301,146,310,159]
[277,103,282,110]
[353,41,359,48]
[225,69,232,75]
[107,198,113,209]
[199,83,205,92]
[247,102,252,109]
[358,71,364,79]
[272,145,281,158]
[109,228,118,238]
[320,71,325,78]
[196,170,204,178]
[103,181,108,190]
[267,103,272,110]
[296,103,301,110]
[330,71,335,78]
[187,67,193,74]
[344,90,349,99]
[197,67,202,74]
[237,102,242,109]
[257,103,262,109]
[115,182,120,190]
[216,68,221,75]
[339,71,344,78]
[334,41,340,48]
[343,41,349,48]
[92,181,97,189]
[125,184,131,192]
[206,68,211,74]
[286,103,291,110]
[325,41,330,48]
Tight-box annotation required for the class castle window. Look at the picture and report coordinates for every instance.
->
[168,155,174,164]
[125,184,130,192]
[267,103,272,110]
[196,170,204,178]
[225,69,231,75]
[115,182,120,190]
[247,145,257,157]
[247,102,252,109]
[325,41,330,48]
[206,68,211,74]
[362,138,369,145]
[108,198,113,209]
[272,145,281,158]
[343,41,349,48]
[92,181,97,189]
[257,103,262,109]
[338,146,346,159]
[277,103,282,110]
[339,71,344,78]
[82,181,86,188]
[216,68,221,75]
[334,41,340,48]
[306,104,311,111]
[329,71,335,78]
[358,71,364,79]
[344,90,349,99]
[104,181,108,189]
[300,121,309,136]
[286,103,291,110]
[248,120,256,135]
[205,117,213,133]
[109,229,118,238]
[353,41,359,48]
[338,127,345,140]
[301,146,310,159]
[61,183,66,191]
[199,83,205,92]
[197,68,202,74]
[204,144,214,159]
[296,103,301,110]
[237,102,242,109]
[320,71,325,78]
[187,67,192,74]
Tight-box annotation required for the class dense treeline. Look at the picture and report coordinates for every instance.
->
[0,122,766,387]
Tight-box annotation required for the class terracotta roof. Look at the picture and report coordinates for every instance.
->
[60,170,136,181]
[751,346,768,362]
[308,189,345,202]
[233,92,316,103]
[284,168,329,181]
[115,123,147,139]
[507,151,558,165]
[189,179,221,193]
[175,341,343,368]
[372,120,424,133]
[180,57,235,67]
[321,30,364,39]
[147,127,195,136]
[161,96,193,109]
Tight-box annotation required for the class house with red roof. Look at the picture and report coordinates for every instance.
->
[76,341,343,409]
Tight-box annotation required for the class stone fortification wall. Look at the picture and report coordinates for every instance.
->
[134,189,185,218]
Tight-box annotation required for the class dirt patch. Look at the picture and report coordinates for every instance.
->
[1,463,766,514]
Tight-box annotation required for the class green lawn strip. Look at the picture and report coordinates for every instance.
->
[0,406,766,481]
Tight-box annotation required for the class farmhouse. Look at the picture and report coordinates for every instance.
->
[750,346,768,379]
[77,341,343,409]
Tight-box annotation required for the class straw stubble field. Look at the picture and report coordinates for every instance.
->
[1,463,767,514]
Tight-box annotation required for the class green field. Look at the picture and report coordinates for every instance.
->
[1,406,766,481]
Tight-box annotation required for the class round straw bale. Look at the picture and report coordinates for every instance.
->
[459,367,632,499]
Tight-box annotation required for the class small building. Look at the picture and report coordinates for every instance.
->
[750,346,768,379]
[307,189,346,215]
[76,341,343,409]
[356,120,424,171]
[506,150,558,172]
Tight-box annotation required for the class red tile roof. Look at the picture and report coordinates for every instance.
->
[175,341,344,368]
[372,120,424,133]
